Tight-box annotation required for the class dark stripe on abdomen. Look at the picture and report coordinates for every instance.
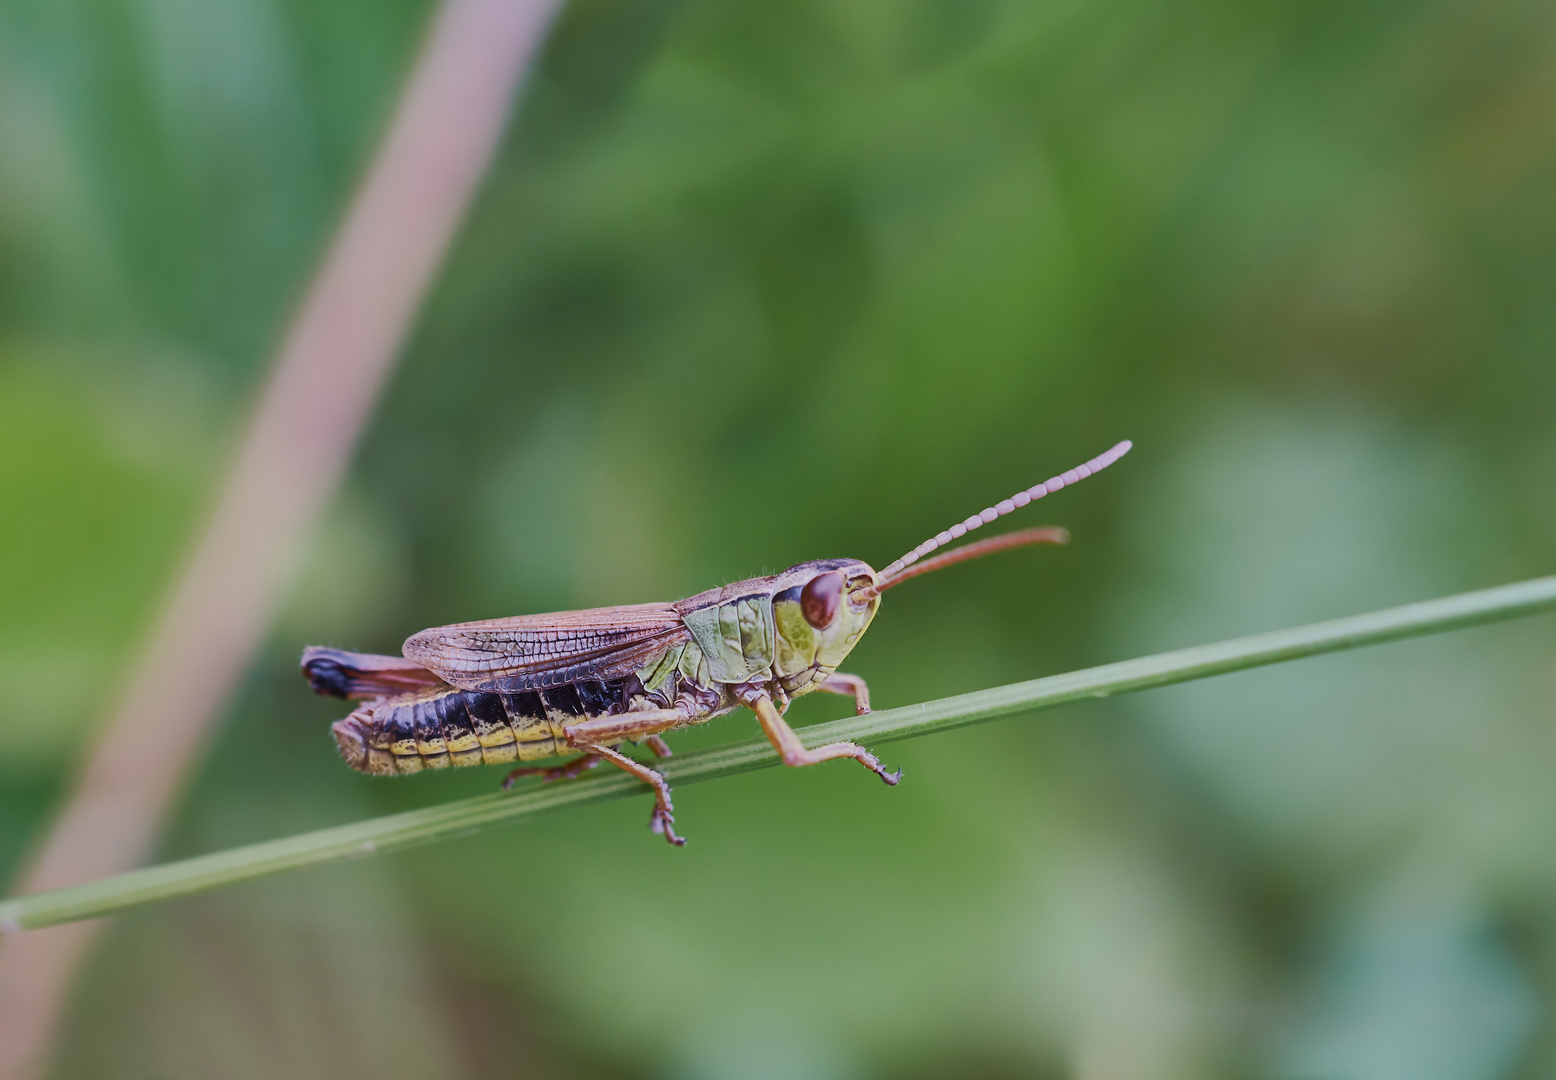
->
[337,679,630,775]
[574,680,623,715]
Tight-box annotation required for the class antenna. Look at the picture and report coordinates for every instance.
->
[869,526,1071,594]
[871,440,1132,588]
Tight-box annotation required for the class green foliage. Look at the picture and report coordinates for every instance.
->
[4,0,1556,1075]
[0,356,211,772]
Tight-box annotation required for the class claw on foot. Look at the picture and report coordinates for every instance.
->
[650,808,686,846]
[861,753,901,786]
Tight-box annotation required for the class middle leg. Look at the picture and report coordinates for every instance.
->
[580,742,685,847]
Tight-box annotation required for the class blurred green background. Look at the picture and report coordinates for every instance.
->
[3,0,1556,1076]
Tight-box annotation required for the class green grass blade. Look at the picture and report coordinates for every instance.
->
[5,573,1555,932]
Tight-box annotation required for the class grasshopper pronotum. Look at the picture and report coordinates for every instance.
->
[303,441,1131,844]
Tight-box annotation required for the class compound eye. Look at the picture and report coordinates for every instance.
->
[800,571,844,630]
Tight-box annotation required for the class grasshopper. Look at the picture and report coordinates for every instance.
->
[303,441,1131,844]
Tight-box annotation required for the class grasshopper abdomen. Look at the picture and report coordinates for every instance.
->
[316,656,653,776]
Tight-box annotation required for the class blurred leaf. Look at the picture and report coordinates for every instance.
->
[0,353,213,774]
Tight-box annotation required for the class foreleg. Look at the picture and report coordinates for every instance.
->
[744,692,899,785]
[813,672,871,714]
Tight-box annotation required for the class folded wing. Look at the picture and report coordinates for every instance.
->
[402,603,690,692]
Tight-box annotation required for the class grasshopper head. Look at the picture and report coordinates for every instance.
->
[773,558,881,670]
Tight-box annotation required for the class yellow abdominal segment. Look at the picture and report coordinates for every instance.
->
[339,686,576,776]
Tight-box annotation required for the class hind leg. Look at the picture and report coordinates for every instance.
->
[502,753,601,789]
[561,708,685,747]
[301,646,447,699]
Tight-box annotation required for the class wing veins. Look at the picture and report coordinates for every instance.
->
[403,603,689,692]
